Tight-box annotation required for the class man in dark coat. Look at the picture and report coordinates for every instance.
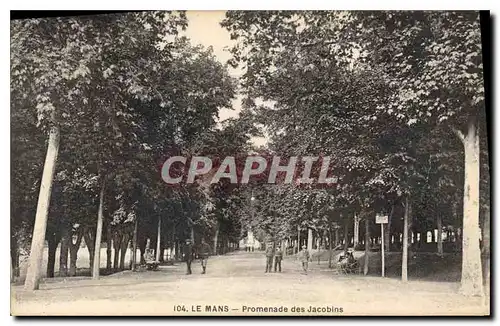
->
[265,242,275,273]
[299,245,310,275]
[184,239,195,275]
[199,239,212,274]
[274,246,283,273]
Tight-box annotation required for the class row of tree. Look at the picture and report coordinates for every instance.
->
[11,12,252,290]
[11,11,490,299]
[221,11,490,297]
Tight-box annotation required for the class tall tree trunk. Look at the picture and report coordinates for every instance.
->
[113,232,122,269]
[11,235,20,280]
[119,233,130,270]
[219,235,224,254]
[69,228,84,277]
[454,122,484,296]
[402,195,410,282]
[482,204,490,295]
[385,204,394,252]
[131,217,138,271]
[106,224,112,270]
[454,202,462,251]
[297,226,300,254]
[175,240,180,260]
[335,228,339,246]
[24,124,60,291]
[83,229,95,275]
[11,249,19,282]
[69,247,78,277]
[353,214,360,247]
[307,228,313,252]
[213,223,219,255]
[364,217,370,275]
[343,217,349,252]
[437,215,444,257]
[92,181,105,279]
[156,217,161,261]
[46,233,59,278]
[328,226,333,268]
[159,248,165,262]
[59,228,70,277]
[172,224,176,259]
[139,238,146,264]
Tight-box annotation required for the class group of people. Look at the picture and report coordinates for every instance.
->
[337,249,358,273]
[264,244,358,275]
[265,243,312,274]
[264,243,284,273]
[175,239,358,276]
[183,238,212,275]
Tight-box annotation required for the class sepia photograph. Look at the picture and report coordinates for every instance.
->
[10,9,491,316]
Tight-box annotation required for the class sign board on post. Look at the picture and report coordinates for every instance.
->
[375,214,388,277]
[376,215,388,224]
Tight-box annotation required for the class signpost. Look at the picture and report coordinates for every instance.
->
[376,214,389,277]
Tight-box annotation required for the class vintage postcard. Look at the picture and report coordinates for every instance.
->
[10,10,490,316]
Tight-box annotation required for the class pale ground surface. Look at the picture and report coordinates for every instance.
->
[11,251,489,316]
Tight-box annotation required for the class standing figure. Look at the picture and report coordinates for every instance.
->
[199,239,211,274]
[299,245,310,274]
[274,246,283,272]
[265,242,275,273]
[184,239,195,275]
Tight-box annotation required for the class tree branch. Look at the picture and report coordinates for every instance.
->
[451,126,465,144]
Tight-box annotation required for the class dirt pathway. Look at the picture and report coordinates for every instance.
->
[11,251,489,316]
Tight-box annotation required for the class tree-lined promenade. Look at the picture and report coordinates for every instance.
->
[11,251,488,316]
[11,10,489,307]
